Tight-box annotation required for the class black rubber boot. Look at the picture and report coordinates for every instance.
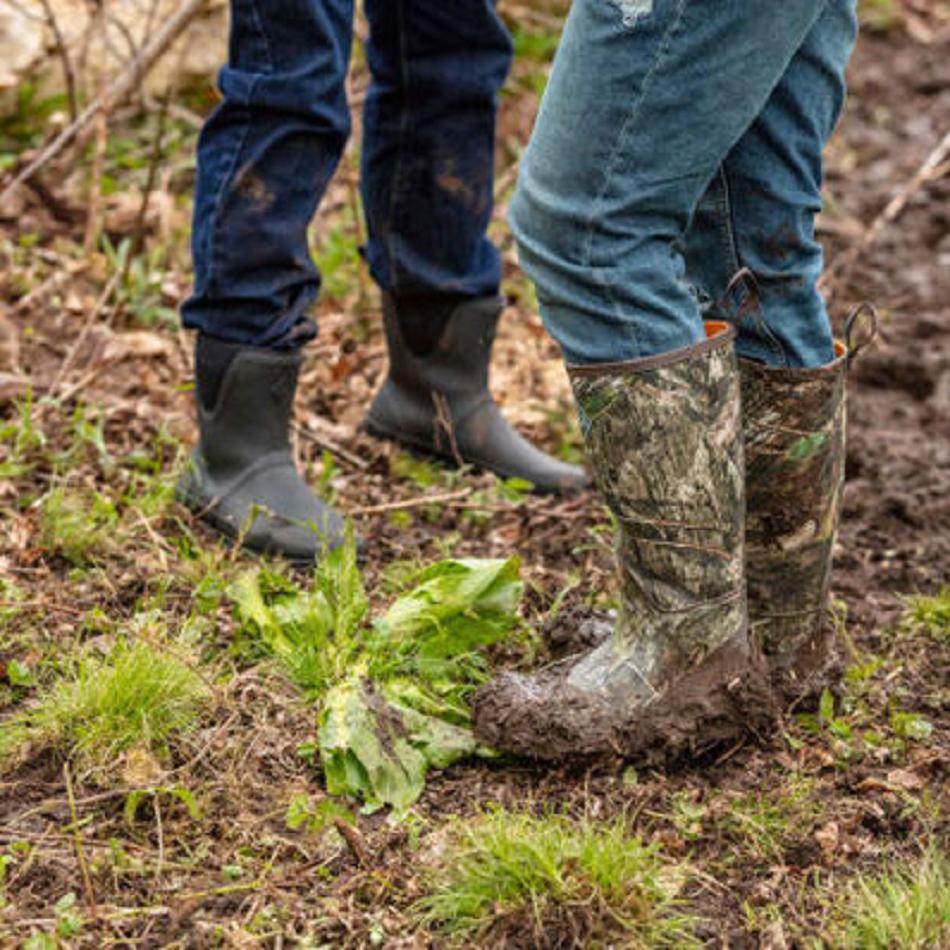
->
[177,335,346,561]
[363,294,589,494]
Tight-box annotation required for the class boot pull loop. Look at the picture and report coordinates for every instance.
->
[717,267,761,325]
[844,302,879,365]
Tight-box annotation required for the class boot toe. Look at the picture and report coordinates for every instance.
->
[179,454,348,562]
[472,670,616,759]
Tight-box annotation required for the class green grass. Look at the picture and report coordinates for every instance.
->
[0,640,210,773]
[830,845,950,949]
[717,778,822,863]
[860,0,902,32]
[904,588,950,643]
[414,809,698,947]
[38,487,119,566]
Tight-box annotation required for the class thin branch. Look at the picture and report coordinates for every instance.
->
[37,0,79,122]
[83,109,108,255]
[0,0,210,204]
[821,127,950,294]
[64,763,98,918]
[350,488,474,516]
[291,422,369,470]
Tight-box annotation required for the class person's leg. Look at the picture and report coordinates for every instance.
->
[358,0,587,494]
[178,0,354,561]
[510,0,832,368]
[684,0,858,367]
[360,0,512,305]
[182,0,354,348]
[683,1,863,691]
[475,0,842,759]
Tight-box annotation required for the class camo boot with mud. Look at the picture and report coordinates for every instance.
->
[473,322,773,761]
[740,306,876,696]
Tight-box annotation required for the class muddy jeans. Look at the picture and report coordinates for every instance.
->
[511,0,858,368]
[182,0,512,347]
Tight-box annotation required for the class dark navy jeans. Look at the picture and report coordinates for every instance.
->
[182,0,513,347]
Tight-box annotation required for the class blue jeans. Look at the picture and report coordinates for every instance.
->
[182,0,513,347]
[511,0,858,368]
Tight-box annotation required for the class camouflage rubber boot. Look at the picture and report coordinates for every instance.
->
[740,308,875,691]
[363,294,589,494]
[473,323,773,761]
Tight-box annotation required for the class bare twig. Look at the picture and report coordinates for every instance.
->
[0,0,211,204]
[45,267,122,399]
[12,261,88,314]
[83,110,108,255]
[821,128,950,294]
[350,487,473,516]
[37,0,79,122]
[64,763,98,918]
[291,421,369,470]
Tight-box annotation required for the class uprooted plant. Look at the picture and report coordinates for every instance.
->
[229,532,526,812]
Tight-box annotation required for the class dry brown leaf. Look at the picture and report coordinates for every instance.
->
[103,330,173,363]
[885,767,925,791]
[122,744,166,786]
[814,820,840,856]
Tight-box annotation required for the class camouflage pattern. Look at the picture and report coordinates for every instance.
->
[739,345,847,672]
[472,326,769,761]
[564,327,748,700]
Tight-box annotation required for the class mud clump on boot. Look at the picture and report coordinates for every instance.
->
[542,607,614,660]
[473,632,777,763]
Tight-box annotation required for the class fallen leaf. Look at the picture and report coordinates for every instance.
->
[885,767,924,791]
[814,821,839,856]
[121,744,165,786]
[103,331,172,363]
[761,921,789,950]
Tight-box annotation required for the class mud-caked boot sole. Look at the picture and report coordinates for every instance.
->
[473,632,776,763]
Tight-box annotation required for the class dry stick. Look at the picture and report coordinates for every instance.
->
[45,267,122,400]
[13,262,88,314]
[83,110,108,255]
[63,763,98,918]
[292,422,369,470]
[0,0,211,204]
[350,487,473,516]
[820,127,950,294]
[116,81,175,300]
[37,0,79,122]
[154,794,165,879]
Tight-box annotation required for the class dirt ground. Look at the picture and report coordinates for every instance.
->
[1,7,948,948]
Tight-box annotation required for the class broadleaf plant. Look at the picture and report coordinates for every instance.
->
[230,544,524,813]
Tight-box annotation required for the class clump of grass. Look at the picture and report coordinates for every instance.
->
[716,778,822,863]
[831,846,949,949]
[904,588,950,643]
[414,809,698,947]
[38,487,119,565]
[0,640,210,773]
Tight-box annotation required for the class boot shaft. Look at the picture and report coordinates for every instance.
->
[568,322,747,679]
[739,343,848,662]
[195,336,301,474]
[380,293,504,398]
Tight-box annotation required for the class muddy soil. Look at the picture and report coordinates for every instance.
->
[829,33,950,631]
